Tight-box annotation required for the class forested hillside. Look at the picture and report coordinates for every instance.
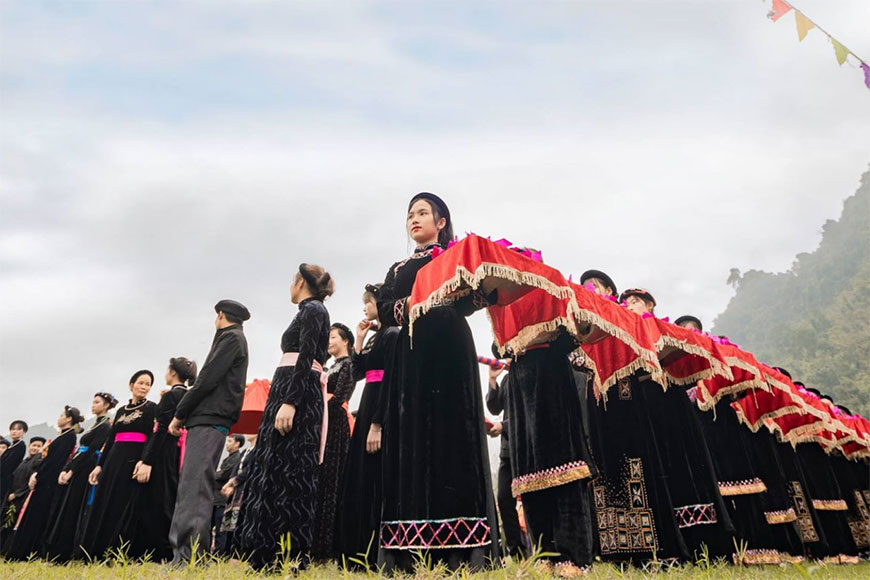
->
[713,168,870,416]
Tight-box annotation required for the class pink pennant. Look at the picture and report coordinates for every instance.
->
[862,63,870,91]
[768,0,792,22]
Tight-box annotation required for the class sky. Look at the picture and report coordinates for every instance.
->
[2,0,869,433]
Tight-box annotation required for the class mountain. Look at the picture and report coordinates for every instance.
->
[713,167,870,417]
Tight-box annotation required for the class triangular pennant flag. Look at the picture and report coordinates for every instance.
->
[861,62,870,91]
[795,11,814,41]
[768,0,792,22]
[831,38,850,66]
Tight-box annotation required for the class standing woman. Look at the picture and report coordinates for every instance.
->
[312,322,356,560]
[376,193,499,572]
[129,357,197,561]
[43,392,117,562]
[234,264,333,570]
[80,370,157,559]
[335,284,399,566]
[7,405,84,560]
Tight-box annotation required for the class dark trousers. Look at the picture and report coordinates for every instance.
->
[522,479,593,566]
[169,426,225,564]
[497,456,526,558]
[212,505,228,554]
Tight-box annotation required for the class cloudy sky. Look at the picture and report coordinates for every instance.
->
[2,0,869,432]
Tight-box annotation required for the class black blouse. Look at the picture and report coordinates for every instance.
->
[141,385,187,465]
[280,297,330,405]
[64,416,111,475]
[98,400,158,467]
[326,356,354,405]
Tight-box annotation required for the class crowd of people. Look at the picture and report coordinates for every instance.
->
[0,192,867,577]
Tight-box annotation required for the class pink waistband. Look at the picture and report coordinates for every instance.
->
[115,432,147,443]
[366,369,385,383]
[278,352,324,374]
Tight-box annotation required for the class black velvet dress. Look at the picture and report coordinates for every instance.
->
[6,428,78,560]
[43,416,112,562]
[697,399,797,564]
[587,374,689,565]
[375,244,499,572]
[505,332,596,567]
[312,355,355,560]
[234,297,330,570]
[0,439,26,521]
[80,400,157,559]
[127,385,186,561]
[831,455,870,553]
[641,385,735,559]
[335,326,399,566]
[794,442,859,561]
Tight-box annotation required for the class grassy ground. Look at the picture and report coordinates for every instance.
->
[2,555,869,580]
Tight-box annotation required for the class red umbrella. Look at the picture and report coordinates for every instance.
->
[230,379,270,435]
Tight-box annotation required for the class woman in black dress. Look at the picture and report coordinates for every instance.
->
[80,370,157,559]
[234,263,333,570]
[43,392,117,562]
[128,357,197,561]
[335,284,399,567]
[312,323,355,560]
[376,193,499,572]
[6,405,84,560]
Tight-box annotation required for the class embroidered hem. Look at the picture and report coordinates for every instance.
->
[674,503,717,528]
[821,554,861,565]
[718,478,767,496]
[812,498,848,511]
[511,460,592,497]
[764,508,798,525]
[732,549,784,565]
[380,517,491,550]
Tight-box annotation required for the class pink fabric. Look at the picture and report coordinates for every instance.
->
[365,369,385,383]
[178,428,188,472]
[114,432,147,443]
[315,360,328,464]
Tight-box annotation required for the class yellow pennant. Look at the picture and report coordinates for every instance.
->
[831,38,850,65]
[795,12,814,42]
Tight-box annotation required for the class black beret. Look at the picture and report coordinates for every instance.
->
[409,192,451,223]
[215,299,250,322]
[30,436,46,444]
[772,366,792,380]
[674,315,703,331]
[580,269,617,296]
[0,438,10,447]
[619,288,656,307]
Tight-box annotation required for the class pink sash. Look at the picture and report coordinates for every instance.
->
[279,352,329,464]
[115,432,147,443]
[365,369,385,383]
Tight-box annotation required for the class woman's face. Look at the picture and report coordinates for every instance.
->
[130,374,153,401]
[289,274,305,304]
[91,396,109,416]
[165,366,179,386]
[363,298,378,321]
[327,328,348,357]
[57,410,72,429]
[9,425,24,441]
[625,295,653,316]
[407,199,444,246]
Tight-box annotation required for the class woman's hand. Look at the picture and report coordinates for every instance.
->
[28,473,37,490]
[275,404,296,435]
[366,424,382,454]
[168,417,183,437]
[58,470,73,485]
[88,466,102,486]
[221,478,237,498]
[134,462,152,483]
[356,319,373,340]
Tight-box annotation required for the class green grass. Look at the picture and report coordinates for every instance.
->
[2,556,869,580]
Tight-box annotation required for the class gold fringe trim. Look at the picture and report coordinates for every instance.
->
[511,461,592,497]
[812,499,848,511]
[765,508,797,525]
[490,314,572,358]
[655,335,734,382]
[585,354,666,404]
[821,555,861,565]
[665,367,715,386]
[733,549,783,565]
[719,478,767,496]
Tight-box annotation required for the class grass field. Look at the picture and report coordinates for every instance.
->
[2,555,869,580]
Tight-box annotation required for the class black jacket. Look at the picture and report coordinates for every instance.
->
[213,449,241,507]
[175,324,249,429]
[485,374,510,461]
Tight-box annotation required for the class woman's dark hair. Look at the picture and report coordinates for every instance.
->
[129,369,155,386]
[169,357,199,386]
[408,192,454,248]
[298,263,335,301]
[94,392,119,410]
[330,323,353,352]
[9,420,28,432]
[362,283,382,303]
[64,405,84,425]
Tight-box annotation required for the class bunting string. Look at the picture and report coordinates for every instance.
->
[766,0,869,92]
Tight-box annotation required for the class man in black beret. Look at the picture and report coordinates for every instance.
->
[168,300,250,565]
[1,436,44,545]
